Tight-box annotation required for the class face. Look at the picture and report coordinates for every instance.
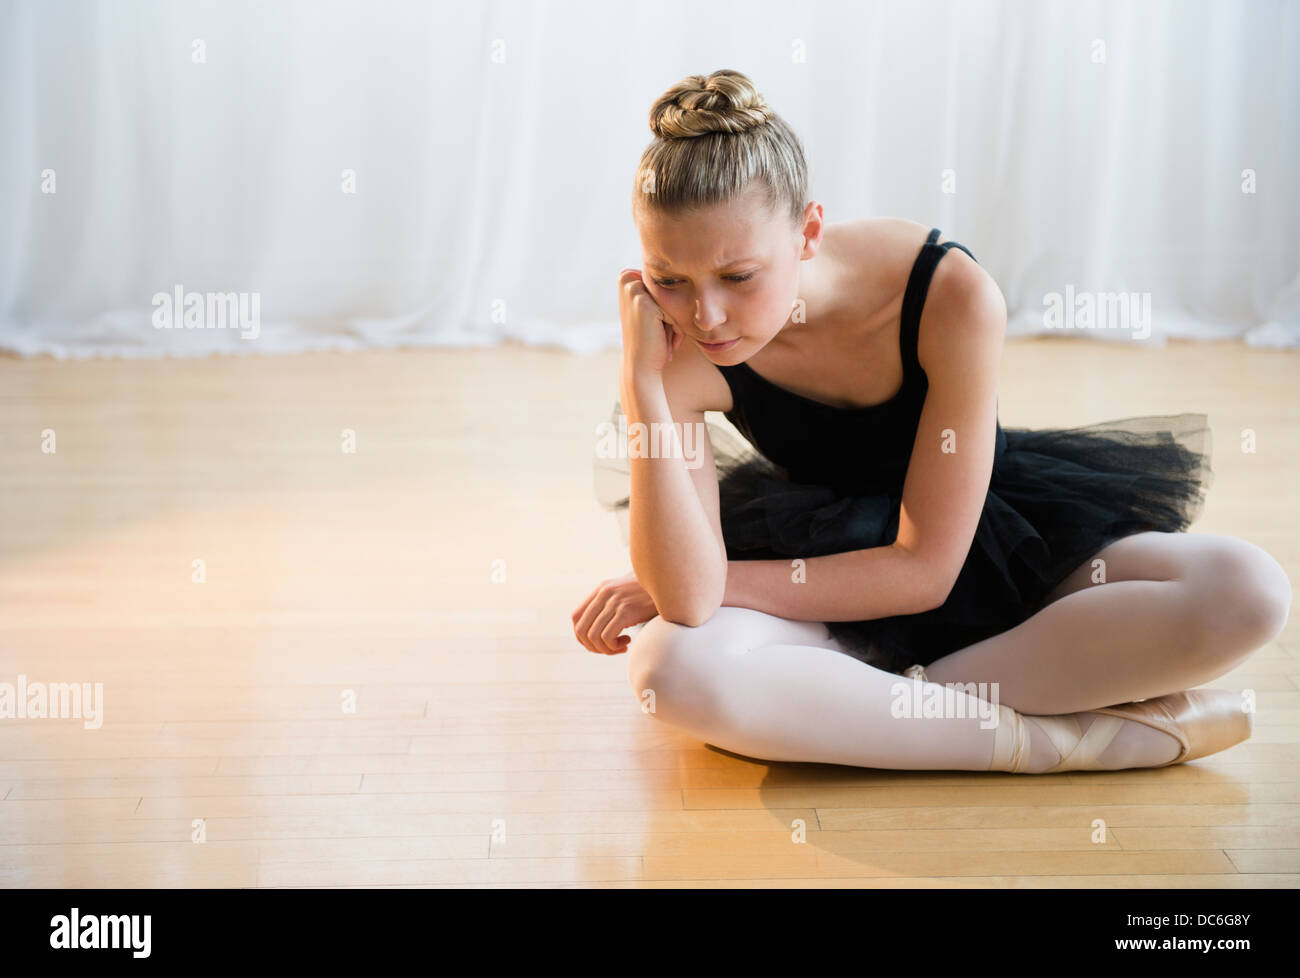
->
[636,186,823,362]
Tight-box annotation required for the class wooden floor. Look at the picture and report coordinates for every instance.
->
[0,336,1297,888]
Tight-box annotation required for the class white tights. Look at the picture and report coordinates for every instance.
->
[625,532,1292,773]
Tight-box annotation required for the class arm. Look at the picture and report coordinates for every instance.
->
[721,546,938,621]
[622,361,728,627]
[722,255,1007,621]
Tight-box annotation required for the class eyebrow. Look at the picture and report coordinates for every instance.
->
[645,257,759,272]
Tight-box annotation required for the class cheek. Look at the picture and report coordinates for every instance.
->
[644,286,675,312]
[755,283,793,331]
[657,294,688,326]
[755,282,788,315]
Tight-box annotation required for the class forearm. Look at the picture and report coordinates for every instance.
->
[721,543,943,622]
[620,368,726,625]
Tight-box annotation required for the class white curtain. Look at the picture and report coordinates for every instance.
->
[1,0,1296,359]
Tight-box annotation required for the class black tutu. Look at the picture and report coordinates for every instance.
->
[594,402,1213,675]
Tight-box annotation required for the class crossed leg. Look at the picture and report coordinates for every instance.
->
[626,606,1011,771]
[924,531,1292,713]
[625,531,1291,772]
[920,531,1291,771]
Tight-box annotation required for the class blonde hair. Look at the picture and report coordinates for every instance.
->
[632,69,808,227]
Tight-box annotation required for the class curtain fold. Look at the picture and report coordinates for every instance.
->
[0,0,1295,358]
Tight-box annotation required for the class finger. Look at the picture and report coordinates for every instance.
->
[588,604,621,655]
[600,617,632,654]
[572,617,596,654]
[577,587,619,654]
[572,590,604,653]
[571,587,600,642]
[571,583,601,626]
[592,600,626,652]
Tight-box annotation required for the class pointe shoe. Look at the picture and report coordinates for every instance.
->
[1088,689,1254,768]
[994,688,1254,774]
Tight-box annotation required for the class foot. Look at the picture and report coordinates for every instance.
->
[1023,712,1182,772]
[1015,688,1253,773]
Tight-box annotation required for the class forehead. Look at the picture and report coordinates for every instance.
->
[639,206,771,271]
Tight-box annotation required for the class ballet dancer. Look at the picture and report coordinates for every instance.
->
[574,69,1291,774]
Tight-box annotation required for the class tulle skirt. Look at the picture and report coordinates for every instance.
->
[593,402,1214,676]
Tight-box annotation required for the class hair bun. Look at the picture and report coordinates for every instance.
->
[649,69,773,140]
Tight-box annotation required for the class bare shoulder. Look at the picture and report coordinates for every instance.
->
[827,216,930,266]
[821,217,938,315]
[815,216,1004,384]
[657,332,735,416]
[831,215,929,249]
[916,233,1006,377]
[824,215,1001,317]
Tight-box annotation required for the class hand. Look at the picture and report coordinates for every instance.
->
[572,571,660,655]
[618,268,683,377]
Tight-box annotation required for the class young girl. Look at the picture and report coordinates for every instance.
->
[575,69,1292,774]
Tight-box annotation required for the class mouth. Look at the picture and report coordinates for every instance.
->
[696,337,741,352]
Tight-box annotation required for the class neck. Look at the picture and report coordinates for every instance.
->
[770,247,839,353]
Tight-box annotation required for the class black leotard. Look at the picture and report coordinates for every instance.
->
[700,228,1214,673]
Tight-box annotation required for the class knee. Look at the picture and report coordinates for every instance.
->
[1234,548,1294,645]
[1186,539,1292,660]
[626,614,723,723]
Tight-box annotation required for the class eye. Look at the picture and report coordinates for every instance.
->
[652,272,755,288]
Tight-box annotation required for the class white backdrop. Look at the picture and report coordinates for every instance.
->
[0,0,1296,358]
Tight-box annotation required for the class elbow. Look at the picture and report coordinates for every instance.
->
[898,544,959,614]
[641,559,726,627]
[922,574,958,613]
[658,606,716,628]
[654,580,724,628]
[656,593,722,628]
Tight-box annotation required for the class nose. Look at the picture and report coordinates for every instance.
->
[693,297,726,332]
